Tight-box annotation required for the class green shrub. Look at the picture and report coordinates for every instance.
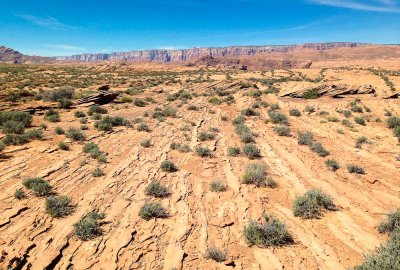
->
[242,163,267,187]
[273,125,291,136]
[140,138,152,147]
[302,88,320,99]
[163,106,177,117]
[95,116,131,131]
[55,127,65,134]
[243,143,261,159]
[58,142,70,150]
[355,117,366,126]
[208,97,221,105]
[46,86,75,102]
[88,105,107,115]
[387,116,400,129]
[196,146,212,157]
[0,111,32,127]
[137,123,150,132]
[355,136,369,148]
[298,131,314,145]
[92,167,104,177]
[1,120,25,134]
[73,211,105,241]
[198,132,215,141]
[44,109,60,122]
[45,195,71,217]
[244,215,293,247]
[289,109,301,117]
[347,164,365,174]
[351,104,363,113]
[58,98,73,109]
[188,105,198,111]
[66,127,85,141]
[14,189,25,200]
[145,181,169,198]
[268,111,288,125]
[304,105,316,113]
[310,142,330,157]
[343,110,352,117]
[134,98,147,107]
[161,160,178,172]
[170,142,190,152]
[353,230,400,270]
[74,111,86,118]
[205,246,226,262]
[241,108,259,116]
[327,116,339,122]
[342,119,354,128]
[293,189,336,219]
[378,209,400,234]
[269,103,280,110]
[233,115,246,125]
[210,181,226,192]
[23,177,52,196]
[139,203,168,220]
[227,147,241,157]
[325,159,340,171]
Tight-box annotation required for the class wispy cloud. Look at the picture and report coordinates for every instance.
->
[17,14,74,30]
[308,0,400,12]
[44,44,86,51]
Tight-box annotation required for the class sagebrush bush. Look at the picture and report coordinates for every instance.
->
[95,116,131,131]
[137,123,150,132]
[355,117,366,126]
[378,209,400,234]
[55,126,65,134]
[242,163,267,187]
[44,109,60,122]
[293,189,336,219]
[347,164,365,174]
[58,142,69,150]
[274,125,291,136]
[325,159,340,171]
[170,142,190,152]
[145,181,169,198]
[244,215,293,247]
[241,108,259,116]
[134,98,147,107]
[88,105,108,115]
[268,111,288,125]
[139,203,168,220]
[58,98,73,109]
[45,195,71,217]
[198,132,215,141]
[74,111,86,118]
[210,181,226,192]
[66,127,85,141]
[310,142,330,157]
[161,160,178,172]
[46,86,75,102]
[297,131,314,146]
[0,111,32,127]
[74,211,105,241]
[92,167,104,177]
[141,138,152,147]
[289,109,301,117]
[387,116,400,129]
[243,143,261,159]
[205,246,226,262]
[14,189,25,200]
[227,147,241,157]
[196,146,212,157]
[23,177,52,196]
[1,120,25,134]
[355,136,369,148]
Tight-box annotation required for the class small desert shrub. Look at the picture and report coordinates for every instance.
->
[233,115,246,125]
[265,177,277,188]
[304,105,316,113]
[95,116,131,131]
[387,116,400,129]
[378,209,400,234]
[205,247,226,262]
[46,86,75,102]
[269,103,280,110]
[1,120,25,134]
[187,105,198,111]
[289,109,301,117]
[242,163,267,187]
[293,189,336,219]
[92,167,104,177]
[140,138,151,147]
[88,105,108,115]
[139,203,168,220]
[327,116,339,122]
[198,131,215,141]
[243,143,261,159]
[44,109,60,122]
[351,104,363,113]
[302,88,320,99]
[163,106,177,117]
[310,142,330,157]
[55,126,65,134]
[227,147,241,157]
[14,189,25,200]
[45,195,71,217]
[161,160,178,172]
[145,181,169,198]
[79,117,88,124]
[268,111,288,125]
[133,98,147,107]
[208,97,221,105]
[347,164,365,174]
[355,136,369,148]
[120,96,132,103]
[244,215,293,247]
[297,131,314,146]
[241,108,259,116]
[74,211,105,241]
[196,146,212,157]
[355,117,366,126]
[343,110,352,117]
[58,142,69,150]
[23,177,52,196]
[325,159,340,171]
[58,98,73,109]
[210,181,226,192]
[0,111,32,127]
[66,127,85,141]
[274,125,291,136]
[170,142,190,152]
[342,119,354,128]
[137,123,150,132]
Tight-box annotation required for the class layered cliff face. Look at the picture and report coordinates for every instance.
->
[0,46,24,63]
[54,42,370,62]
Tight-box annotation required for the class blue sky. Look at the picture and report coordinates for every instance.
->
[1,0,399,56]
